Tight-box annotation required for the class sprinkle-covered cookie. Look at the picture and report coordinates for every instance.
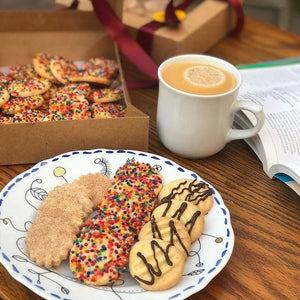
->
[158,179,214,214]
[8,64,39,80]
[70,231,129,286]
[88,87,123,103]
[8,77,51,97]
[92,102,126,118]
[98,179,158,234]
[0,85,10,107]
[50,57,78,84]
[114,161,163,195]
[33,52,60,81]
[49,94,91,120]
[1,95,44,115]
[58,82,91,99]
[70,57,119,86]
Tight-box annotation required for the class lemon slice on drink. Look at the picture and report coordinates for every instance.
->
[184,65,225,87]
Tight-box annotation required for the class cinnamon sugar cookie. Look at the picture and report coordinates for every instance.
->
[129,238,185,291]
[26,215,77,268]
[72,173,113,207]
[158,179,214,214]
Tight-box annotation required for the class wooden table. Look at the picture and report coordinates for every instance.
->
[0,16,299,300]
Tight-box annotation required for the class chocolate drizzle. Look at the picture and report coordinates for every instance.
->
[150,216,189,256]
[134,240,173,286]
[157,199,201,236]
[161,179,213,205]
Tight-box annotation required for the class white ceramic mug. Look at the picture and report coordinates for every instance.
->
[156,54,265,159]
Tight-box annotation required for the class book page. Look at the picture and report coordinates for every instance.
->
[238,63,300,183]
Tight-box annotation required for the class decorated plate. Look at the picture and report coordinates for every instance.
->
[0,149,234,300]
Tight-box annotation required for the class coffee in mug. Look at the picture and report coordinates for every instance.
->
[162,62,237,95]
[156,54,265,159]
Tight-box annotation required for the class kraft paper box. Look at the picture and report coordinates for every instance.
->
[0,1,149,165]
[123,0,236,64]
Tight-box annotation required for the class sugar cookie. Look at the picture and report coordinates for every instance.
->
[8,64,39,79]
[138,216,191,258]
[0,85,10,107]
[33,53,60,81]
[72,173,113,207]
[50,57,78,84]
[114,161,163,195]
[8,77,51,97]
[1,95,44,115]
[129,238,185,291]
[70,231,129,286]
[88,87,123,103]
[158,179,214,214]
[151,199,204,242]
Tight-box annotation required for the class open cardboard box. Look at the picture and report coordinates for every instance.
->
[0,0,149,165]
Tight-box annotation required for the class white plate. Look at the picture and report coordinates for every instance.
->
[0,149,234,300]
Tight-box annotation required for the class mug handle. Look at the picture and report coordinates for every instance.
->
[226,100,265,142]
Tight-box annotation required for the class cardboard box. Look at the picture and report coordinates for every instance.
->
[123,0,236,64]
[0,1,149,165]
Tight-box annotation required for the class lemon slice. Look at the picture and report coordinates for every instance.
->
[184,65,225,87]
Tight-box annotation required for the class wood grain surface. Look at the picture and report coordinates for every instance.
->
[0,16,299,300]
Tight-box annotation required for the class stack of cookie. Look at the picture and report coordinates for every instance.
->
[69,161,163,286]
[0,53,126,124]
[129,178,213,291]
[25,173,113,268]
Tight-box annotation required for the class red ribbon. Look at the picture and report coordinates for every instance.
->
[91,0,159,89]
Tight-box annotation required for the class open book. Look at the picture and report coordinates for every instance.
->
[235,57,300,195]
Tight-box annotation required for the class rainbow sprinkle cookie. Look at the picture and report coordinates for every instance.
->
[8,77,51,97]
[50,57,78,84]
[114,161,163,195]
[69,57,119,86]
[1,95,44,115]
[98,180,158,234]
[33,52,61,82]
[92,102,126,118]
[70,231,129,286]
[49,94,91,120]
[0,71,12,84]
[88,87,123,103]
[8,64,39,80]
[0,85,10,107]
